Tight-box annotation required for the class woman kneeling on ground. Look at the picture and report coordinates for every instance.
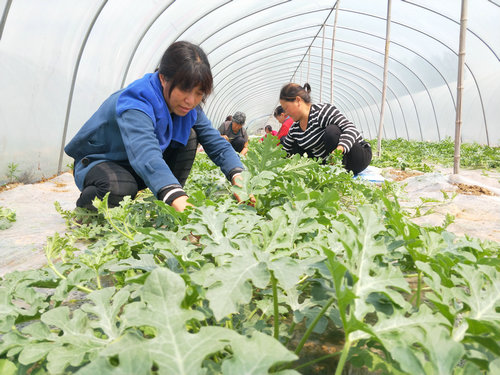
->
[65,41,244,212]
[279,83,372,175]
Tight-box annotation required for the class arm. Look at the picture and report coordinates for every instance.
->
[218,122,230,141]
[117,110,182,196]
[240,141,249,156]
[319,104,361,154]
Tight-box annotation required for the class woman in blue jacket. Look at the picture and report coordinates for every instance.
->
[65,41,244,212]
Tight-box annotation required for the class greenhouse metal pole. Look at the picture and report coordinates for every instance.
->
[454,0,468,174]
[376,0,392,157]
[320,25,325,102]
[307,48,311,83]
[330,0,341,103]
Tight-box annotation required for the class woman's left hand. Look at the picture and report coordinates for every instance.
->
[231,174,256,205]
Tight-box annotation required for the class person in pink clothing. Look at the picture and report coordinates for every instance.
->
[273,105,293,140]
[259,125,277,142]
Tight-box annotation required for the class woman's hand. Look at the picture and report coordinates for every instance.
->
[231,174,256,205]
[171,195,193,212]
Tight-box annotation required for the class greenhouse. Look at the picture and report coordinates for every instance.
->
[1,0,500,374]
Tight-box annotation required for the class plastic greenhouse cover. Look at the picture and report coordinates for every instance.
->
[0,0,499,183]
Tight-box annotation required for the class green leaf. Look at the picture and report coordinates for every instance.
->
[221,331,299,374]
[330,206,411,321]
[80,287,130,340]
[202,251,270,320]
[453,264,500,332]
[0,359,17,375]
[364,306,460,375]
[120,268,239,374]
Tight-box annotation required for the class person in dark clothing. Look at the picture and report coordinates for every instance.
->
[279,83,372,175]
[65,41,244,212]
[218,111,249,156]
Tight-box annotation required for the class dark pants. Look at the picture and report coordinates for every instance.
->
[230,136,246,153]
[76,129,198,209]
[289,125,372,175]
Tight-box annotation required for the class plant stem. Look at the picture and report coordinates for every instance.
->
[271,271,279,340]
[106,213,134,241]
[284,321,296,346]
[335,338,352,375]
[95,270,102,289]
[294,296,335,355]
[47,262,94,294]
[416,271,422,307]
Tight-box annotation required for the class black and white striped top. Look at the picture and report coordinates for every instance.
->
[281,103,363,158]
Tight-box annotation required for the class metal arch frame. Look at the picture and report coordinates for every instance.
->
[303,63,389,138]
[210,54,390,139]
[328,88,375,139]
[48,0,498,172]
[209,24,323,79]
[303,50,410,139]
[207,43,399,130]
[300,34,446,141]
[208,36,414,140]
[120,0,233,88]
[118,0,175,88]
[331,65,401,139]
[202,12,446,141]
[403,0,500,61]
[200,4,334,50]
[0,0,12,40]
[330,49,419,140]
[120,1,452,143]
[57,0,109,174]
[206,45,314,119]
[340,7,490,144]
[205,37,315,111]
[204,4,484,142]
[321,28,452,141]
[213,74,295,126]
[213,44,400,140]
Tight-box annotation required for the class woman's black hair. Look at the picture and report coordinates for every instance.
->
[273,105,285,117]
[279,83,311,103]
[265,125,273,132]
[158,41,213,102]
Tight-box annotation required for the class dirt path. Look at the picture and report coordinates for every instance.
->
[0,173,80,277]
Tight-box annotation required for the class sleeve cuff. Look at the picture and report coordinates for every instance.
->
[228,167,244,181]
[158,184,188,205]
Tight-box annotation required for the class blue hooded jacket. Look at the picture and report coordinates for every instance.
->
[65,72,242,197]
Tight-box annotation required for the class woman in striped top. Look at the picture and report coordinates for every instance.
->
[279,83,372,175]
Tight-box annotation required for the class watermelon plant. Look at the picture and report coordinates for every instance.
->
[0,135,499,374]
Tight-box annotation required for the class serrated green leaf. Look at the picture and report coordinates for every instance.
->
[118,267,259,374]
[80,287,129,340]
[221,331,299,375]
[203,252,270,320]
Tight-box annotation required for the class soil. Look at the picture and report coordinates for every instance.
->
[383,168,424,181]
